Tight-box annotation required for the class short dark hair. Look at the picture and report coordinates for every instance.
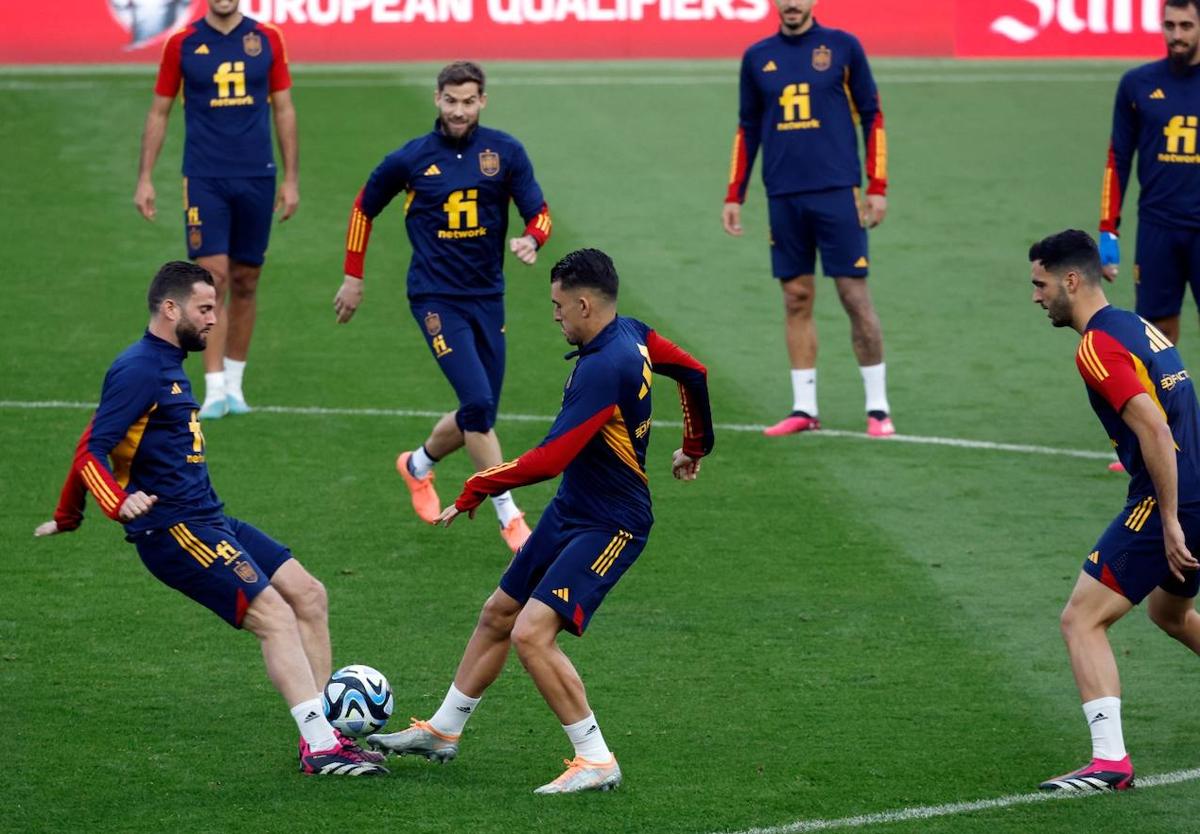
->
[147,261,214,313]
[1028,230,1103,286]
[437,61,485,93]
[551,248,619,301]
[1165,0,1200,18]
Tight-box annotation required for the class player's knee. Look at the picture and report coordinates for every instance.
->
[782,286,814,316]
[229,272,260,300]
[290,573,328,622]
[1148,604,1189,639]
[456,399,497,433]
[243,587,298,637]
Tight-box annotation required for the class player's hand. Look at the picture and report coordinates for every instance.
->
[275,179,300,222]
[721,202,743,237]
[861,194,887,229]
[509,235,538,266]
[117,491,157,522]
[1099,231,1120,282]
[334,275,363,324]
[134,178,157,221]
[671,448,701,481]
[1163,516,1199,583]
[34,520,64,537]
[435,504,476,527]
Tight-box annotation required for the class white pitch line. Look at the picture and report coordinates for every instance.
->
[0,399,1114,461]
[717,767,1200,834]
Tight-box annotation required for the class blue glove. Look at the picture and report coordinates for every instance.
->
[1099,231,1120,267]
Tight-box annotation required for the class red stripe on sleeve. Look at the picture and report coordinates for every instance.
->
[1076,329,1146,412]
[1099,144,1122,234]
[865,107,887,196]
[646,330,714,458]
[153,27,189,97]
[259,23,292,93]
[725,127,749,204]
[55,419,130,524]
[454,405,616,512]
[343,189,374,279]
[523,202,552,247]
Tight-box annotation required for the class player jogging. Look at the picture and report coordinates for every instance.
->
[34,262,386,777]
[722,0,894,438]
[333,61,551,554]
[366,249,714,793]
[1099,0,1200,345]
[1030,230,1200,792]
[135,0,299,420]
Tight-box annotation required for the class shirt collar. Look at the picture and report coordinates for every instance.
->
[1083,304,1113,332]
[434,118,479,150]
[564,316,620,360]
[143,329,188,360]
[777,19,822,45]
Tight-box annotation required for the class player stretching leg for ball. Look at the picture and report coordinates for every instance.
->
[34,262,386,777]
[368,249,714,793]
[1030,231,1200,792]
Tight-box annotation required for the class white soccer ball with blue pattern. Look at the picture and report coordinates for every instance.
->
[322,664,394,737]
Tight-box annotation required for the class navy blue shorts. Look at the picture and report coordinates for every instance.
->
[409,294,506,433]
[1134,221,1200,320]
[183,176,275,266]
[499,501,648,636]
[1085,498,1200,604]
[767,187,869,279]
[131,516,292,628]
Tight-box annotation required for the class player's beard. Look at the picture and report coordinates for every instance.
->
[1167,39,1199,74]
[176,318,209,352]
[1045,294,1073,328]
[778,6,811,34]
[440,114,478,139]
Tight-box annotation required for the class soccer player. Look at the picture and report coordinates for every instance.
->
[1099,0,1200,345]
[134,0,299,420]
[722,0,893,438]
[34,262,386,777]
[366,249,714,793]
[333,60,552,554]
[1029,230,1200,792]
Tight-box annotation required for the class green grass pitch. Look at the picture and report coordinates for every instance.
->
[3,59,1200,833]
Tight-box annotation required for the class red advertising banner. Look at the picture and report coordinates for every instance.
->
[955,0,1164,58]
[0,0,1171,63]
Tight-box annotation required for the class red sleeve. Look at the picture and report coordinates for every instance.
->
[53,419,129,528]
[343,189,374,279]
[1076,329,1147,412]
[646,330,715,458]
[153,28,187,97]
[1099,144,1123,234]
[864,107,888,196]
[725,126,750,204]
[259,23,292,93]
[454,406,615,512]
[522,202,552,248]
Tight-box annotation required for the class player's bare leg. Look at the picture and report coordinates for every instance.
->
[512,600,620,794]
[1147,587,1200,654]
[369,588,522,761]
[223,261,261,414]
[1153,314,1181,345]
[765,274,820,436]
[196,254,232,419]
[1040,571,1135,792]
[835,276,893,437]
[270,560,332,685]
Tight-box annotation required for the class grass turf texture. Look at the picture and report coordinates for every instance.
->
[3,59,1200,833]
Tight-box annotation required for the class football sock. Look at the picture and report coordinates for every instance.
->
[224,358,246,401]
[409,445,437,479]
[790,368,817,416]
[290,697,338,753]
[492,491,521,526]
[563,712,612,762]
[203,371,226,406]
[429,683,480,737]
[860,362,890,415]
[1083,696,1126,760]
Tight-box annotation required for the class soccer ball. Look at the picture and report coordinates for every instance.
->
[322,664,394,737]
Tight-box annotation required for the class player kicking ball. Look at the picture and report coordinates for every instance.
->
[367,249,714,793]
[1030,230,1200,792]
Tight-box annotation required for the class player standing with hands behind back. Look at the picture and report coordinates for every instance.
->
[723,0,894,438]
[134,0,299,420]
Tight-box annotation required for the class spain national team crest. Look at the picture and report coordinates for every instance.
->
[479,150,500,177]
[424,311,442,336]
[189,228,202,250]
[243,31,262,57]
[233,560,259,584]
[812,45,832,71]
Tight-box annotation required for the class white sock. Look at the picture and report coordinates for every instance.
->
[224,358,246,401]
[860,362,890,415]
[290,696,338,752]
[491,491,521,526]
[1083,696,1126,760]
[790,368,817,416]
[428,683,480,737]
[203,371,226,406]
[409,445,437,479]
[564,712,612,762]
